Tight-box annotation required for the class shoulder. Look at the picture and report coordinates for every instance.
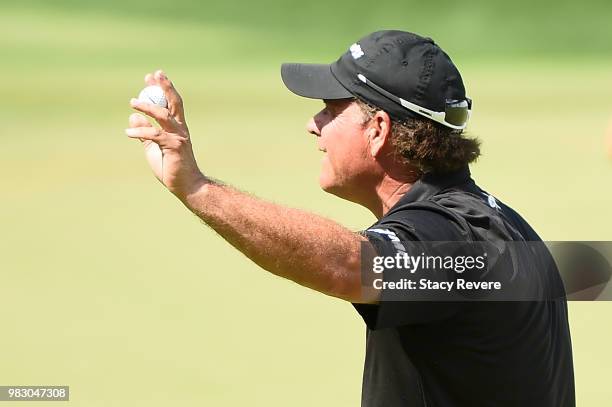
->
[367,205,469,243]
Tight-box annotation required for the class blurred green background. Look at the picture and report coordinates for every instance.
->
[1,0,611,405]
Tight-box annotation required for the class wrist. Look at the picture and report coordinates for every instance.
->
[174,171,208,203]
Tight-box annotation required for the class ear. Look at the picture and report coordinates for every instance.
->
[366,110,392,158]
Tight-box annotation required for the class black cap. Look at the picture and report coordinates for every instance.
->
[281,30,469,127]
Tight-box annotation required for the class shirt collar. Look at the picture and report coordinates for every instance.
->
[391,166,474,209]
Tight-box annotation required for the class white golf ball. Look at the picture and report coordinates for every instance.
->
[138,85,168,108]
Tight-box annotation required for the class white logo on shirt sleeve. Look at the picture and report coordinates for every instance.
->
[482,193,502,210]
[367,228,406,253]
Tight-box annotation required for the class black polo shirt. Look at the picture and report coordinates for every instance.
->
[354,167,575,407]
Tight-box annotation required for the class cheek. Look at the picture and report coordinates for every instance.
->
[322,130,369,178]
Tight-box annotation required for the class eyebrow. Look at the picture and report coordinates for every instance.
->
[323,98,354,113]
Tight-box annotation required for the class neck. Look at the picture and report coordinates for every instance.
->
[369,175,414,218]
[330,165,421,219]
[346,172,416,219]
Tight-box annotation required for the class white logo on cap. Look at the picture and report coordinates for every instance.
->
[350,43,364,59]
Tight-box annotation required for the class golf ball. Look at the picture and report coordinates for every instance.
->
[138,85,168,108]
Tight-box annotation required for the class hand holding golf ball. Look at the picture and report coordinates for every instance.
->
[126,70,203,198]
[138,85,168,108]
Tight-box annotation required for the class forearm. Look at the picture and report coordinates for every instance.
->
[179,176,371,302]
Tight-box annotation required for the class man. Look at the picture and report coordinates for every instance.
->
[126,30,575,406]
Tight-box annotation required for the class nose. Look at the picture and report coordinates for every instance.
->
[306,116,320,137]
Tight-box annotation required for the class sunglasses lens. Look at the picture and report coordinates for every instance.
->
[445,100,470,126]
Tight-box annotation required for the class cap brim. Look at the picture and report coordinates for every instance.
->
[281,63,354,100]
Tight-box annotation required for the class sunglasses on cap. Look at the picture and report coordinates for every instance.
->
[357,74,472,130]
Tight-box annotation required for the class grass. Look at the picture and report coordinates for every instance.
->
[1,3,611,406]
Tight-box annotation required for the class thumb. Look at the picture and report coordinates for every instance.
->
[129,113,152,128]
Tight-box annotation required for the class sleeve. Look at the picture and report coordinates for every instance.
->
[353,210,466,330]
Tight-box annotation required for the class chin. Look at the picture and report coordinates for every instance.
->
[319,176,336,193]
[319,173,351,200]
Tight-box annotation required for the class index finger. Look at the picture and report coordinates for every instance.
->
[130,98,179,131]
[155,70,186,124]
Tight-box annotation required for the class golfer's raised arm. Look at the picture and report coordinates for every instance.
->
[127,70,375,304]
